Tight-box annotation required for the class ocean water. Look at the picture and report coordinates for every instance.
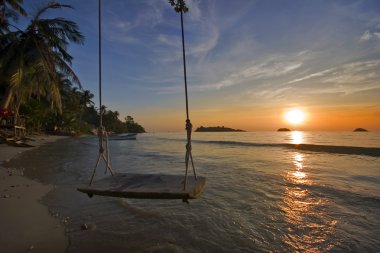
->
[8,131,380,252]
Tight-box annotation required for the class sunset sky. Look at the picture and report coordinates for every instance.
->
[23,0,380,131]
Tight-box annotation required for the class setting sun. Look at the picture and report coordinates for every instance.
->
[285,109,306,125]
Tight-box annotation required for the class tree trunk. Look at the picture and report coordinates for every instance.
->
[0,86,13,109]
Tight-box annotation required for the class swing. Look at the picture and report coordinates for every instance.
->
[77,0,206,201]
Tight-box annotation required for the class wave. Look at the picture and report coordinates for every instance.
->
[194,140,380,157]
[285,182,380,206]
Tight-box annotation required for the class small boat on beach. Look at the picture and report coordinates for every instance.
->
[108,133,137,141]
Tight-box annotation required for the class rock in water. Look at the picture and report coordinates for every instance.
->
[353,128,368,132]
[277,128,291,131]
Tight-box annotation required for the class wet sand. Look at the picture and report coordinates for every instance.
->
[0,135,68,253]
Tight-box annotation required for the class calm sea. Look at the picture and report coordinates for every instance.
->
[9,131,380,252]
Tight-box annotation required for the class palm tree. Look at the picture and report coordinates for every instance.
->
[74,88,94,126]
[168,0,188,13]
[0,1,84,115]
[80,89,95,108]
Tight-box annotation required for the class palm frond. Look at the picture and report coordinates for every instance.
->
[38,18,84,44]
[168,0,189,13]
[34,2,73,21]
[52,53,81,86]
[5,0,27,17]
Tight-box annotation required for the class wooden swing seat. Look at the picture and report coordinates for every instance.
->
[77,173,206,200]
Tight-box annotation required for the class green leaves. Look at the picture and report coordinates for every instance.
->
[168,0,189,13]
[0,1,84,113]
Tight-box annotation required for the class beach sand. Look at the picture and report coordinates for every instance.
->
[0,135,68,253]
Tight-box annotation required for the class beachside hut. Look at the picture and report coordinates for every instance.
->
[0,109,26,139]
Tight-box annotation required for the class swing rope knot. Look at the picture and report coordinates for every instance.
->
[185,119,192,136]
[183,118,196,190]
[185,119,192,130]
[185,119,192,150]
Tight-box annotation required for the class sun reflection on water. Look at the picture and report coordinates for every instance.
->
[291,131,304,144]
[280,152,338,252]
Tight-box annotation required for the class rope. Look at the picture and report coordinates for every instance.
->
[180,10,189,120]
[90,0,195,188]
[180,8,197,190]
[89,0,113,185]
[98,0,103,128]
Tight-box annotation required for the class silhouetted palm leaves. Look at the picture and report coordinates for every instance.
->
[0,1,84,113]
[0,0,27,34]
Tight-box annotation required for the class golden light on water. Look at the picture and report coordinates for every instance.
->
[292,171,306,180]
[280,152,337,252]
[294,153,303,163]
[287,152,309,185]
[291,131,304,145]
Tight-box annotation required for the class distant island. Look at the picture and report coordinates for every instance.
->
[195,126,246,132]
[353,128,368,132]
[277,128,291,131]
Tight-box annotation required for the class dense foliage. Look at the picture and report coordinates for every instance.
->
[0,1,145,135]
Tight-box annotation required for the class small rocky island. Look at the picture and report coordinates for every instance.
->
[195,126,246,132]
[353,128,368,132]
[277,128,291,131]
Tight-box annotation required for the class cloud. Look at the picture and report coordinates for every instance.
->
[200,56,303,90]
[187,0,202,21]
[287,60,380,95]
[135,58,303,95]
[104,0,208,47]
[255,87,294,99]
[321,61,380,85]
[289,60,380,83]
[188,23,219,57]
[103,0,167,44]
[151,12,220,64]
[360,30,380,41]
[134,0,165,28]
[242,61,303,79]
[360,30,372,41]
[359,18,380,42]
[287,69,333,84]
[157,34,180,48]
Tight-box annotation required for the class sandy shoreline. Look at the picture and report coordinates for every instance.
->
[0,135,68,253]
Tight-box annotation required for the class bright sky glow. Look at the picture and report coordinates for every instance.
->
[285,109,306,125]
[21,0,380,131]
